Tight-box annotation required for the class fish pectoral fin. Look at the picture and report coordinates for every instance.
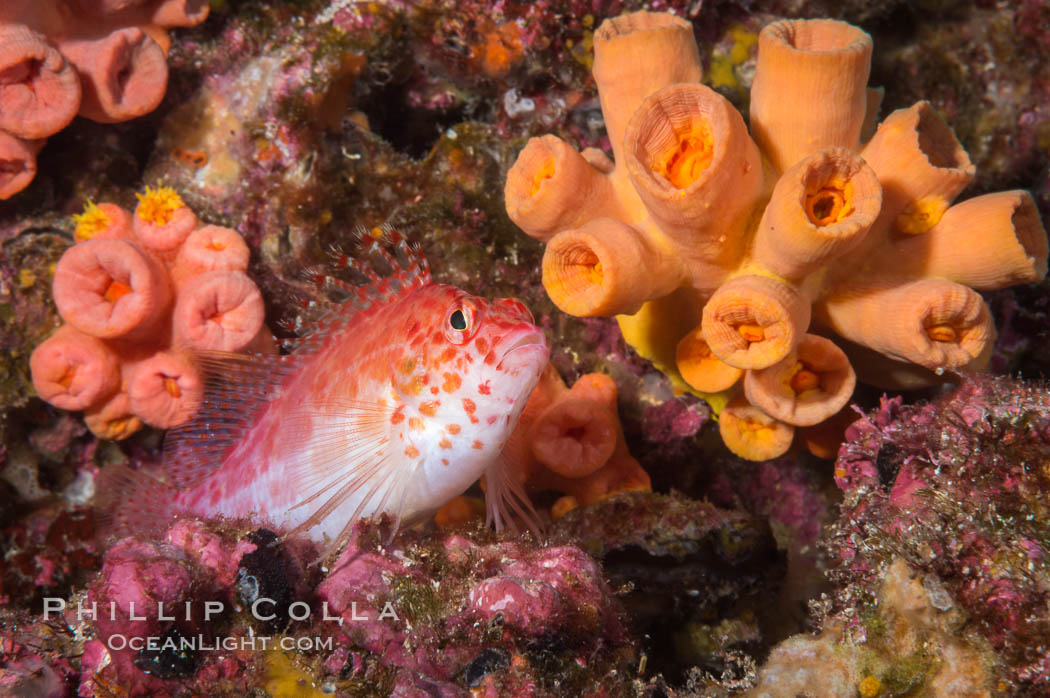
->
[162,350,300,489]
[275,399,410,549]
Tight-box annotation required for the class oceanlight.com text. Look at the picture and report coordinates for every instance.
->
[105,633,334,653]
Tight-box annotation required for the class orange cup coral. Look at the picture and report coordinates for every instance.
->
[498,364,651,519]
[505,11,1049,461]
[31,187,274,439]
[0,0,208,198]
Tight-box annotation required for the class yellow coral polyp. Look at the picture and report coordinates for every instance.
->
[805,180,854,226]
[896,195,949,235]
[659,123,714,189]
[135,186,185,226]
[72,201,111,241]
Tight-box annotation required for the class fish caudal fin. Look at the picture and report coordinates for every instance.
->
[95,464,177,542]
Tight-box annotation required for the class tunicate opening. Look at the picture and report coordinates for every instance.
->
[635,103,717,191]
[1012,194,1050,278]
[772,19,869,53]
[915,104,971,170]
[595,11,689,42]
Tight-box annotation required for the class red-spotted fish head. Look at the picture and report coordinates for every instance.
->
[387,284,548,513]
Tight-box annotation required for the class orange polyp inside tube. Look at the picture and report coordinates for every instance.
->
[207,241,227,251]
[805,180,854,226]
[926,324,958,342]
[789,364,821,393]
[737,323,765,342]
[587,261,603,285]
[677,330,743,392]
[103,279,133,303]
[659,123,714,189]
[164,377,181,398]
[57,365,76,389]
[531,158,556,196]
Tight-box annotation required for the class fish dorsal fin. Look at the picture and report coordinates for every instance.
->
[280,227,430,355]
[162,351,299,488]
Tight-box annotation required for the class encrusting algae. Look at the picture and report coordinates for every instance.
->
[504,11,1049,461]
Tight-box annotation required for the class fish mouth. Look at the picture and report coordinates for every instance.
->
[496,329,548,369]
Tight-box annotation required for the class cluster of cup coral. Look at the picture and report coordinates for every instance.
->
[505,11,1049,461]
[0,0,209,198]
[501,364,650,518]
[30,187,274,440]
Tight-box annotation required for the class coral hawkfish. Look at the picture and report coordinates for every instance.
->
[100,230,549,549]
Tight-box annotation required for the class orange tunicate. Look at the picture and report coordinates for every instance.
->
[504,10,1049,460]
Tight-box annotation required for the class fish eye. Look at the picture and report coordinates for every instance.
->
[444,301,478,344]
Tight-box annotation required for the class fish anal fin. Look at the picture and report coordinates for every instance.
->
[484,455,545,536]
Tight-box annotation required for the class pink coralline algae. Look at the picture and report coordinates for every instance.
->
[318,524,633,695]
[0,0,209,199]
[825,374,1050,691]
[65,518,635,696]
[29,187,274,440]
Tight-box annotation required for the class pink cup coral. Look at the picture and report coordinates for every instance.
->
[505,11,1049,461]
[0,0,209,199]
[498,363,651,520]
[30,186,274,439]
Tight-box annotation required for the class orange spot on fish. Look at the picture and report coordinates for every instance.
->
[447,424,461,435]
[475,337,489,354]
[478,381,491,395]
[442,458,450,466]
[484,351,497,365]
[430,386,439,395]
[440,438,452,449]
[420,401,440,416]
[390,409,405,425]
[405,445,420,458]
[440,346,457,364]
[442,372,462,392]
[472,440,483,450]
[487,415,497,425]
[409,417,425,431]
